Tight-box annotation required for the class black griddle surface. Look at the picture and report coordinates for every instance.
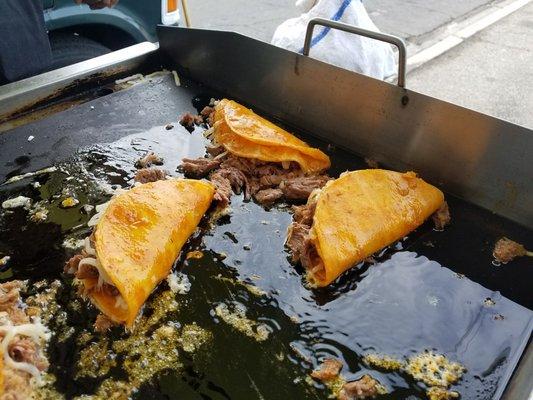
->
[0,74,531,400]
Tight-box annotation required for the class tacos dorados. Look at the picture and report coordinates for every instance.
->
[212,99,331,174]
[287,170,445,287]
[67,179,214,327]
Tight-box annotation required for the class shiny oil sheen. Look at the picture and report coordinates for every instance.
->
[0,77,531,399]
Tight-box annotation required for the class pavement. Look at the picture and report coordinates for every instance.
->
[408,1,533,128]
[186,0,533,128]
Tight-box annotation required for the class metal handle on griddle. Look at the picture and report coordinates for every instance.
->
[303,17,407,88]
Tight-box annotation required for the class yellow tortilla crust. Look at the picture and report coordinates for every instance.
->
[310,170,444,286]
[213,99,330,173]
[92,179,214,326]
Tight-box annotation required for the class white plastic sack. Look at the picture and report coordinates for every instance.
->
[272,0,396,80]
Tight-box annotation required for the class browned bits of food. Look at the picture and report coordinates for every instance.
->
[338,375,382,400]
[135,152,164,169]
[179,112,203,130]
[134,168,167,184]
[200,106,215,125]
[182,153,330,207]
[94,314,116,333]
[181,157,221,177]
[493,237,530,264]
[179,112,196,128]
[432,201,451,230]
[310,358,343,382]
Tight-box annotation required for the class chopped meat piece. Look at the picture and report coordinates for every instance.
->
[8,337,48,371]
[206,144,225,157]
[254,188,284,205]
[134,168,166,184]
[182,157,221,177]
[493,237,530,264]
[200,106,215,125]
[432,201,451,230]
[300,237,326,283]
[64,254,83,274]
[179,112,196,128]
[220,155,263,175]
[311,358,343,382]
[94,313,116,333]
[286,200,326,283]
[180,153,329,206]
[213,167,248,195]
[292,202,316,226]
[286,223,310,263]
[338,375,383,400]
[210,172,233,207]
[135,152,163,169]
[179,112,203,130]
[280,175,330,200]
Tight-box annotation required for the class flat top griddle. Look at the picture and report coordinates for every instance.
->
[0,74,531,400]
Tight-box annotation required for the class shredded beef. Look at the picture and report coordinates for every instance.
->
[181,157,221,177]
[254,188,284,205]
[134,168,166,184]
[338,375,382,400]
[311,358,343,382]
[281,175,330,201]
[493,237,528,264]
[286,200,326,284]
[286,223,310,263]
[432,201,451,230]
[182,153,329,207]
[210,170,237,207]
[94,314,116,333]
[135,152,163,169]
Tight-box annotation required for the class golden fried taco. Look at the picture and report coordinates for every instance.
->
[212,99,331,173]
[65,179,214,327]
[287,170,446,287]
[182,99,331,206]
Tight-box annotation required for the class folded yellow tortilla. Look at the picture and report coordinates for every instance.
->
[83,179,214,327]
[213,99,330,173]
[307,170,444,286]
